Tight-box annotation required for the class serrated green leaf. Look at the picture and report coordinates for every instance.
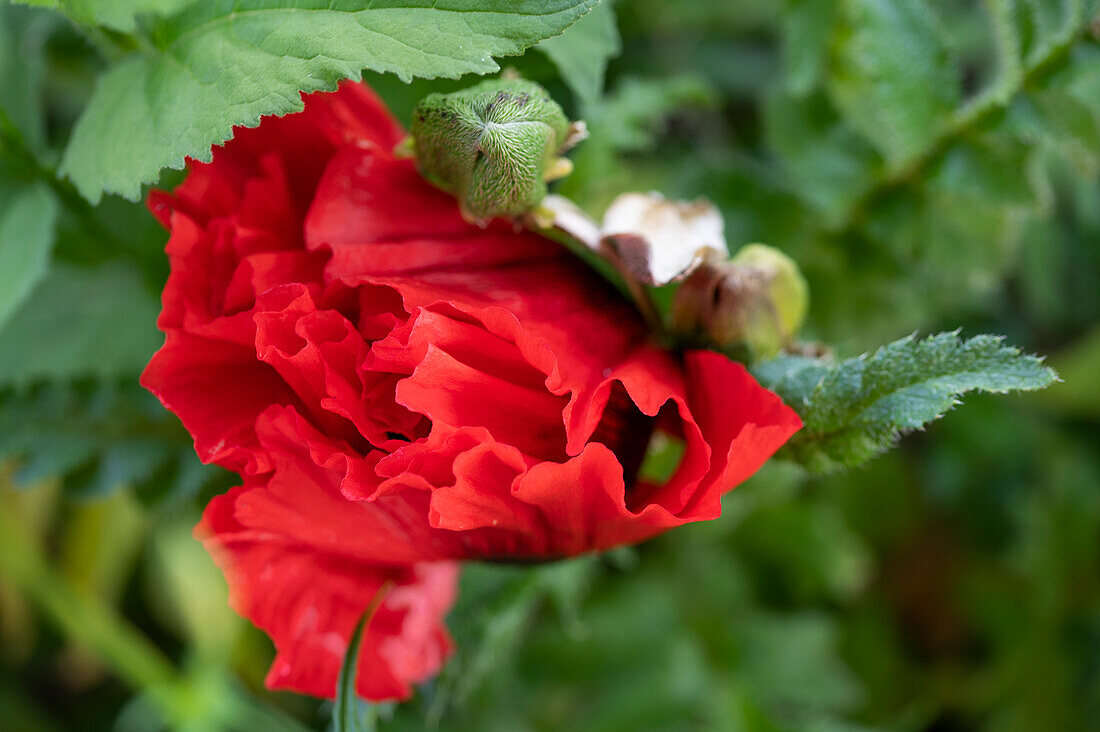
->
[754,332,1058,473]
[982,0,1025,104]
[0,262,161,387]
[0,183,57,331]
[59,0,599,203]
[751,355,830,406]
[829,0,961,168]
[538,0,620,107]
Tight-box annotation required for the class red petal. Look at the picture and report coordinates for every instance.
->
[679,350,803,515]
[200,487,457,700]
[141,332,290,474]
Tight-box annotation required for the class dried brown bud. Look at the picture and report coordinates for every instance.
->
[671,243,808,359]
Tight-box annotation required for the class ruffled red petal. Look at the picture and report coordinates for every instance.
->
[200,484,456,700]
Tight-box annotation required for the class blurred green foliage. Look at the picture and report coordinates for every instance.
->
[0,0,1098,730]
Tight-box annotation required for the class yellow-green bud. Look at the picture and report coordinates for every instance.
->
[671,243,808,360]
[409,79,579,226]
[731,244,809,345]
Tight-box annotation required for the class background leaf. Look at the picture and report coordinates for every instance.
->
[828,0,961,168]
[538,0,621,107]
[56,0,197,32]
[0,183,58,330]
[0,2,1098,730]
[0,262,160,387]
[0,380,219,501]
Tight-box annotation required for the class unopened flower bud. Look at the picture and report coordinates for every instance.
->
[409,79,581,226]
[671,243,808,359]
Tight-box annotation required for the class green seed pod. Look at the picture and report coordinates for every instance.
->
[409,79,576,225]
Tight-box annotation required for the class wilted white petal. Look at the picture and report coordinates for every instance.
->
[600,192,728,285]
[539,194,602,251]
[560,120,590,152]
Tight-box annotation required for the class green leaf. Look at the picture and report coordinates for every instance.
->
[0,262,161,387]
[333,585,393,732]
[1036,325,1100,417]
[829,0,961,168]
[57,0,196,32]
[737,613,864,713]
[0,4,52,152]
[426,558,598,724]
[753,332,1058,473]
[764,91,881,226]
[0,380,218,500]
[585,75,716,154]
[0,183,58,331]
[1061,44,1100,119]
[59,0,599,203]
[1020,0,1083,66]
[780,0,837,96]
[928,133,1037,207]
[1008,88,1100,174]
[982,0,1025,104]
[554,75,716,209]
[538,0,620,107]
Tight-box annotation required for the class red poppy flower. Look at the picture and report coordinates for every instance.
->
[141,81,801,701]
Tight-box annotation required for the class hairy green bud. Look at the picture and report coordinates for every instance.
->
[409,79,578,225]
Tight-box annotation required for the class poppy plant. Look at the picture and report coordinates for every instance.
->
[141,81,801,701]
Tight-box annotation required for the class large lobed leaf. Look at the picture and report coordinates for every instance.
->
[59,0,599,203]
[753,332,1059,474]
